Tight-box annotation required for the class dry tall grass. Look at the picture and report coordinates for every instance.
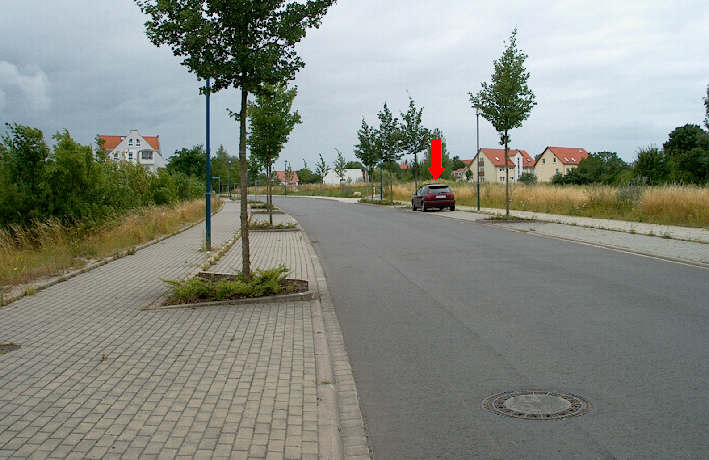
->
[0,198,221,288]
[391,181,709,228]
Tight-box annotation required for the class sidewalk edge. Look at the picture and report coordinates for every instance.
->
[301,228,372,460]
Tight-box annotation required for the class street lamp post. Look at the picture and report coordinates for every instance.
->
[476,105,481,211]
[227,159,231,198]
[205,78,212,250]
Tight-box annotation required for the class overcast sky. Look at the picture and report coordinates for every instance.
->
[1,0,707,168]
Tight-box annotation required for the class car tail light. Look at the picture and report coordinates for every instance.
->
[425,193,435,200]
[448,193,454,199]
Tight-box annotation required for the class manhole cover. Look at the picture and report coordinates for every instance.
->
[0,343,20,355]
[483,390,590,420]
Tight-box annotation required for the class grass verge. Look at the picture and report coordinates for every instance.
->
[359,198,395,205]
[0,197,222,288]
[162,266,305,304]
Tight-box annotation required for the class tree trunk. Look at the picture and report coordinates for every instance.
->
[268,162,273,226]
[239,88,251,278]
[504,134,510,217]
[389,163,394,202]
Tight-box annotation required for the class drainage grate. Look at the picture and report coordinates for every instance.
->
[483,390,590,420]
[0,343,20,355]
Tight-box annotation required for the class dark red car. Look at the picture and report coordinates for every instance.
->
[412,184,455,211]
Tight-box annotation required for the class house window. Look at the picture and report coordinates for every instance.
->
[128,139,133,146]
[542,158,546,164]
[500,177,505,182]
[141,151,152,160]
[553,157,556,163]
[555,168,559,173]
[136,139,141,146]
[128,152,133,161]
[113,152,118,160]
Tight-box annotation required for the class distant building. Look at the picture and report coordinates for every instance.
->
[534,146,589,182]
[323,169,364,185]
[98,129,165,173]
[274,170,299,186]
[470,148,534,183]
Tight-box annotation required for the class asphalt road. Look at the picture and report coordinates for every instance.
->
[273,197,709,459]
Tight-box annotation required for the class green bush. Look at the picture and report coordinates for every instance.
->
[0,124,203,230]
[163,266,291,304]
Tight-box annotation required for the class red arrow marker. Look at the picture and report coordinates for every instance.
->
[428,138,444,181]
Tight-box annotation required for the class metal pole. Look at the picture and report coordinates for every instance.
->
[379,162,383,200]
[205,78,212,250]
[476,106,480,211]
[228,159,231,198]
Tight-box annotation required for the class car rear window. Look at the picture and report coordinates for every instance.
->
[427,185,451,193]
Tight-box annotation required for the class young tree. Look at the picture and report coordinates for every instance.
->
[354,118,380,199]
[704,84,708,131]
[376,103,401,200]
[469,29,536,216]
[248,84,302,224]
[334,148,346,188]
[398,97,429,190]
[284,160,294,195]
[315,153,329,189]
[136,0,335,277]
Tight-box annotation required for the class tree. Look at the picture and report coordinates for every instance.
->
[345,160,363,169]
[574,152,629,184]
[248,83,302,224]
[354,118,381,199]
[663,124,709,184]
[398,97,429,190]
[634,146,669,185]
[167,145,206,178]
[137,0,335,277]
[423,129,453,180]
[376,103,401,200]
[284,160,294,195]
[315,153,329,189]
[469,29,536,216]
[704,85,709,130]
[333,148,346,188]
[518,172,537,184]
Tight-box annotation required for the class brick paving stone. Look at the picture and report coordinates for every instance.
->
[0,201,371,459]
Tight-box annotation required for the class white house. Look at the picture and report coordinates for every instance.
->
[98,129,166,173]
[323,169,364,185]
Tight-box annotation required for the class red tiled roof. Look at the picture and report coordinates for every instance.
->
[275,170,299,184]
[143,136,160,151]
[98,135,122,151]
[462,159,474,167]
[98,134,160,151]
[479,148,533,168]
[547,146,588,165]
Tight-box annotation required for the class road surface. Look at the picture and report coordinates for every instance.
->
[273,197,709,459]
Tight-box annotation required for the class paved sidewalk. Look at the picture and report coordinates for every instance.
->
[0,201,369,459]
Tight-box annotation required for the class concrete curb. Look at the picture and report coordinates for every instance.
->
[1,204,225,308]
[142,287,316,311]
[300,225,372,460]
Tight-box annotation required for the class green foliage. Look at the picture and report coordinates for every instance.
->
[248,84,302,173]
[554,151,630,185]
[634,146,669,185]
[297,167,319,184]
[163,266,291,303]
[333,148,346,182]
[315,153,329,184]
[468,29,537,146]
[518,172,537,184]
[398,97,429,184]
[345,161,363,169]
[354,118,380,180]
[167,145,206,177]
[0,124,202,229]
[704,85,709,130]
